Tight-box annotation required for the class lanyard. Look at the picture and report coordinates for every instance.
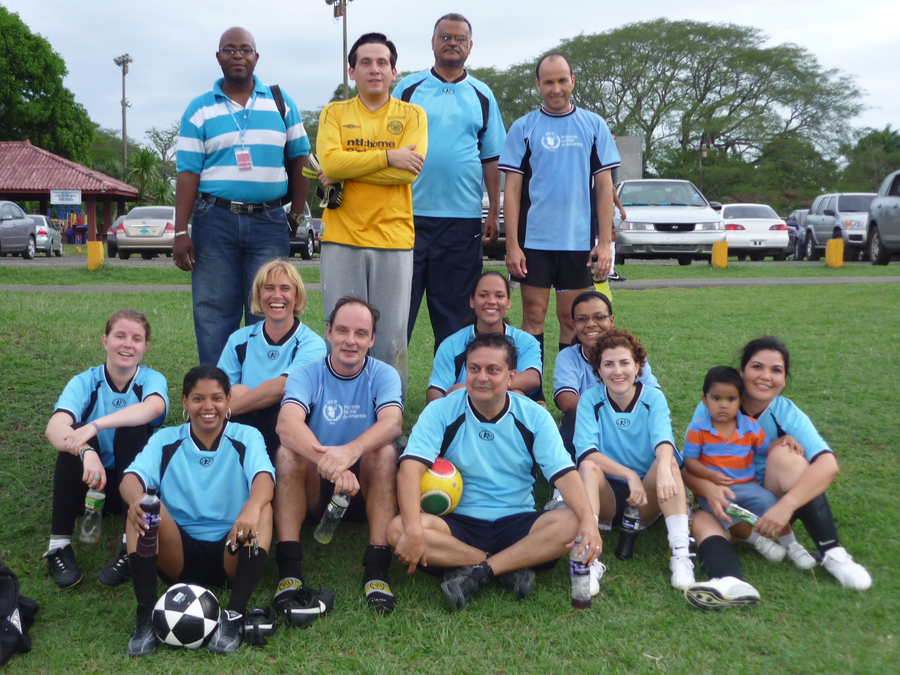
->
[224,91,258,149]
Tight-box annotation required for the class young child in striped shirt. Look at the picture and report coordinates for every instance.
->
[683,366,815,566]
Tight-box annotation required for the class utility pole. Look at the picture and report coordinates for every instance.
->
[113,54,134,171]
[325,0,354,100]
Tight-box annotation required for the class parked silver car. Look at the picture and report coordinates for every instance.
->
[0,201,37,259]
[31,215,64,257]
[866,169,900,265]
[614,179,724,265]
[804,193,875,261]
[114,206,176,260]
[288,201,317,259]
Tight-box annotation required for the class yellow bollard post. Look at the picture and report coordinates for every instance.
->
[87,241,104,270]
[711,240,728,268]
[825,239,844,268]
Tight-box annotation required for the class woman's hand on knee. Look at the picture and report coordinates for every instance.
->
[625,472,647,507]
[655,462,678,504]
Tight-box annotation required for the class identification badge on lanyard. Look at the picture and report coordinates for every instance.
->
[235,147,253,171]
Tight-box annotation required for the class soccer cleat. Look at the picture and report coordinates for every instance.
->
[364,579,396,616]
[589,559,606,596]
[208,610,243,654]
[684,576,760,611]
[751,536,787,563]
[243,605,276,647]
[99,544,132,586]
[669,553,696,590]
[496,569,535,600]
[608,272,627,282]
[126,610,158,657]
[440,564,492,611]
[822,547,872,590]
[43,544,83,588]
[543,490,567,511]
[784,541,818,570]
[273,577,335,628]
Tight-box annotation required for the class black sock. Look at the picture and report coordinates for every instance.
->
[227,549,268,616]
[129,553,158,612]
[697,536,744,581]
[276,540,304,582]
[794,494,840,554]
[534,332,545,365]
[363,545,395,615]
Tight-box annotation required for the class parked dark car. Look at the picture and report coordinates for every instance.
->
[866,169,900,265]
[107,215,127,258]
[0,201,37,259]
[784,209,809,260]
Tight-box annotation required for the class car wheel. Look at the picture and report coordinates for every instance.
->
[119,251,131,260]
[614,254,624,267]
[869,226,891,265]
[54,241,64,256]
[773,251,787,262]
[23,236,36,260]
[806,236,821,262]
[749,252,765,262]
[677,256,692,266]
[794,238,805,261]
[300,231,314,260]
[141,252,154,260]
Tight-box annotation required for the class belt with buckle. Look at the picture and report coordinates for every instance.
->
[201,193,286,215]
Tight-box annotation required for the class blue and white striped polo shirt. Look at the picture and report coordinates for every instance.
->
[176,76,310,203]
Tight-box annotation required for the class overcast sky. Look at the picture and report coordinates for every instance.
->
[6,0,899,147]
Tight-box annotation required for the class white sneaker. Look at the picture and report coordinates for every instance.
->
[589,559,606,597]
[684,576,760,611]
[822,547,872,590]
[751,536,786,562]
[669,554,695,590]
[784,541,818,570]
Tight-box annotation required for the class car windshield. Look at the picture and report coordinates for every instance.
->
[619,182,707,207]
[722,205,778,219]
[837,195,875,213]
[126,207,174,220]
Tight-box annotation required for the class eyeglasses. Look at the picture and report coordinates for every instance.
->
[573,314,613,325]
[219,47,256,57]
[437,34,469,46]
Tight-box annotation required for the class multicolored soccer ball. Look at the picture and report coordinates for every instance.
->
[152,583,220,649]
[420,458,463,515]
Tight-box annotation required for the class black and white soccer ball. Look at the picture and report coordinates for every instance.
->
[152,583,220,649]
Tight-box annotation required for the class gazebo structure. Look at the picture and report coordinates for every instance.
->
[0,139,139,243]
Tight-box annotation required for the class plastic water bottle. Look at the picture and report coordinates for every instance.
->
[314,494,349,544]
[615,505,641,560]
[136,486,161,557]
[79,489,105,544]
[569,536,591,609]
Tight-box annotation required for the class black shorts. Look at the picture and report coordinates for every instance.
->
[312,458,368,523]
[420,511,559,577]
[510,249,593,290]
[606,479,663,530]
[158,522,229,589]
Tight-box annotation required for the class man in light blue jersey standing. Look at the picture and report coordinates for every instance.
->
[173,27,310,365]
[499,53,620,379]
[392,14,506,351]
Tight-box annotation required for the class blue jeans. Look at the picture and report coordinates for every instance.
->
[190,198,289,364]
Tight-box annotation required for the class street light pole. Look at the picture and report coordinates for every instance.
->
[113,54,134,172]
[699,141,708,194]
[325,0,354,100]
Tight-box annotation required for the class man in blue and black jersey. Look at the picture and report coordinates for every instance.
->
[392,14,506,351]
[173,26,311,365]
[388,332,602,611]
[273,297,403,618]
[498,53,620,383]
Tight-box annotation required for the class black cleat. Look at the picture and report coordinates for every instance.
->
[208,610,243,654]
[273,577,335,628]
[43,544,83,589]
[608,272,627,282]
[440,564,492,612]
[243,605,276,646]
[99,544,131,586]
[496,568,535,600]
[126,610,158,657]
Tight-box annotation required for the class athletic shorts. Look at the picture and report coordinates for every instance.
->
[697,480,778,530]
[510,249,593,290]
[159,522,229,589]
[605,479,663,531]
[419,510,559,577]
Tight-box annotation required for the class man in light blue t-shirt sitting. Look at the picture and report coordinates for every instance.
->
[388,332,601,612]
[274,297,403,619]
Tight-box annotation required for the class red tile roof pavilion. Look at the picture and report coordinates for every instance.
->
[0,139,138,240]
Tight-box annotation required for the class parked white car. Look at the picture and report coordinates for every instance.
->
[614,179,724,266]
[722,204,789,261]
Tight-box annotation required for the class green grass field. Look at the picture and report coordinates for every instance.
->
[1,278,898,674]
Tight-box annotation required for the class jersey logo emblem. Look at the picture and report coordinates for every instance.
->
[616,418,630,428]
[323,401,343,423]
[267,350,279,360]
[479,430,495,441]
[112,397,127,408]
[541,132,561,151]
[387,120,404,135]
[199,457,214,467]
[442,87,454,95]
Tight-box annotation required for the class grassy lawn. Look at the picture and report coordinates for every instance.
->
[0,265,322,286]
[1,282,898,674]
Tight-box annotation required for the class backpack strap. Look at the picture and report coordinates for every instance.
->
[271,84,287,121]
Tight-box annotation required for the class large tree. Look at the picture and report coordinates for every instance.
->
[839,125,900,191]
[146,122,180,183]
[0,7,94,162]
